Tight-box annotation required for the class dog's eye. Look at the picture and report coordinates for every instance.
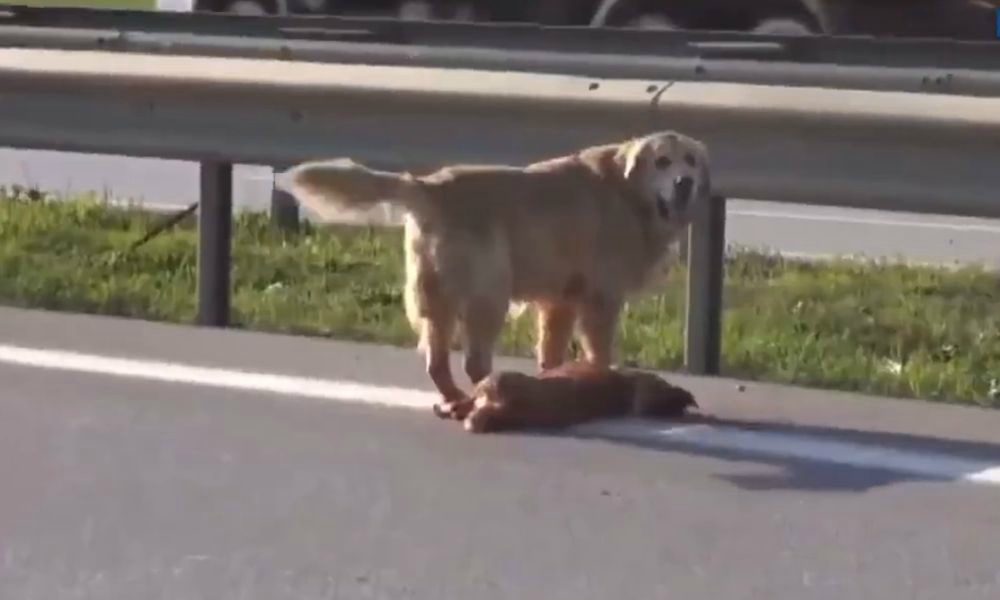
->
[683,154,697,167]
[654,156,672,170]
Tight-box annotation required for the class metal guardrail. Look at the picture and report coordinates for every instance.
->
[1,46,999,375]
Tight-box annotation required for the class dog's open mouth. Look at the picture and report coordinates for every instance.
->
[656,193,671,219]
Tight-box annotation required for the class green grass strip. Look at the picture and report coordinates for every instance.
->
[2,187,998,408]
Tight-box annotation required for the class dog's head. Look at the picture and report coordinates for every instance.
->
[614,131,711,228]
[462,371,534,433]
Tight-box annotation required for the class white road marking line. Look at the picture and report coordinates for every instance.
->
[1,343,998,486]
[0,344,437,410]
[728,208,1000,234]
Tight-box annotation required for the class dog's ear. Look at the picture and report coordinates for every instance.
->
[614,138,649,181]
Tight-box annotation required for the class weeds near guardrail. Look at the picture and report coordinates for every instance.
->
[2,189,999,407]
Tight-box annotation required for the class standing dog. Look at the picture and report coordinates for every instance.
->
[277,131,711,407]
[439,361,699,433]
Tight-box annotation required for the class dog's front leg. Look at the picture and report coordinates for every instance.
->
[535,301,577,371]
[577,293,623,368]
[461,301,507,386]
[422,319,471,419]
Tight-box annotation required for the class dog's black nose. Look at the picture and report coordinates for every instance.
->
[673,175,694,209]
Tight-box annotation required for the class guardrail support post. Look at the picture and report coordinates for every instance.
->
[684,194,726,375]
[197,161,233,327]
[675,226,690,263]
[270,164,300,231]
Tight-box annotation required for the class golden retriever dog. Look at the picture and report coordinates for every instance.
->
[276,131,711,408]
[436,361,699,433]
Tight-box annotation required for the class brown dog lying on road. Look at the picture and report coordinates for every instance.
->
[434,361,699,433]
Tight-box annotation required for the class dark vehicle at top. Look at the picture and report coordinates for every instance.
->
[167,0,999,42]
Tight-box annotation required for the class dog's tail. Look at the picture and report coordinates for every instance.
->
[275,158,422,221]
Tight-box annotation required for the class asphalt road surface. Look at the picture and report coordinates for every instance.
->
[2,306,999,600]
[3,148,1000,268]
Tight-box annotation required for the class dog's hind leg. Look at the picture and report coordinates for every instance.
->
[403,249,470,409]
[577,293,624,368]
[461,298,507,386]
[535,301,577,371]
[422,314,468,406]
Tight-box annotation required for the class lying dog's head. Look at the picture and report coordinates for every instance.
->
[614,131,711,228]
[462,371,534,433]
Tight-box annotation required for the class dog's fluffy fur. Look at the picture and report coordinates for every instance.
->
[438,361,698,433]
[277,131,711,405]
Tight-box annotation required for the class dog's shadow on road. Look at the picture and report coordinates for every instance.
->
[558,413,1000,494]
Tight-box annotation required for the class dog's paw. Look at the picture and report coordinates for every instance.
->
[432,402,457,420]
[432,398,474,421]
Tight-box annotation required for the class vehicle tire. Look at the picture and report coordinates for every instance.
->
[398,0,485,21]
[449,3,479,22]
[750,17,818,35]
[748,0,825,35]
[591,0,682,29]
[222,0,270,14]
[397,0,432,20]
[593,0,823,34]
[292,0,329,13]
[625,12,678,29]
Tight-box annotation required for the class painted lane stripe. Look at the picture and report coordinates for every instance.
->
[1,343,998,486]
[0,344,436,410]
[728,208,1000,234]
